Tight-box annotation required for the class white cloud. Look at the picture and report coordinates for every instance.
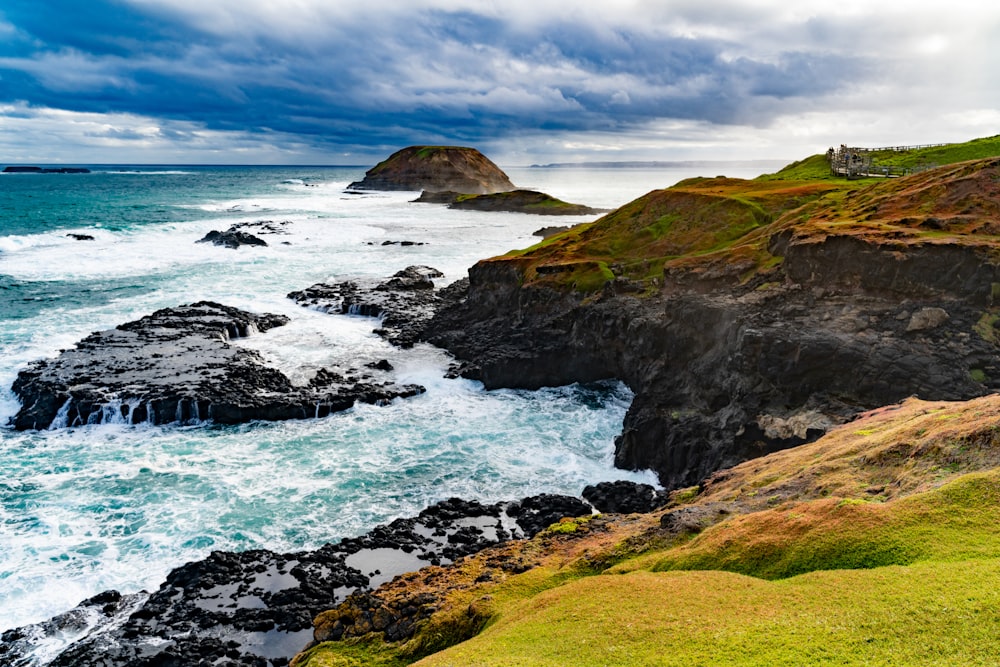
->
[0,103,335,164]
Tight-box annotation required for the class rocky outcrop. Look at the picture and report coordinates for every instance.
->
[348,146,515,194]
[414,189,606,216]
[289,266,463,348]
[10,301,423,430]
[424,159,1000,489]
[197,228,268,248]
[533,225,573,238]
[2,493,592,667]
[582,480,670,514]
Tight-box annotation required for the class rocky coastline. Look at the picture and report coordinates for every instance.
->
[1,484,654,667]
[10,301,424,431]
[423,158,1000,489]
[11,146,1000,665]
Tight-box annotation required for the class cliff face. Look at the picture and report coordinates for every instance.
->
[349,146,516,194]
[426,158,1000,489]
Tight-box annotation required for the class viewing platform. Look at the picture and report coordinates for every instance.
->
[828,143,948,179]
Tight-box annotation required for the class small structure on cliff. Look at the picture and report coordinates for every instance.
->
[828,143,946,179]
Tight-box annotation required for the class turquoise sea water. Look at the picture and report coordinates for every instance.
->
[0,163,776,631]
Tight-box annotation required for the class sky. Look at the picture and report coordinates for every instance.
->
[0,0,998,165]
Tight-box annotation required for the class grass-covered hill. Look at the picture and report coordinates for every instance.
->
[501,134,1000,293]
[294,396,1000,666]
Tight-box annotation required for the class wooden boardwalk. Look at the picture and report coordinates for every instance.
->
[828,143,947,179]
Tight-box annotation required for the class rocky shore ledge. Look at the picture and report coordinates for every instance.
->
[288,265,465,349]
[1,483,661,666]
[10,301,423,430]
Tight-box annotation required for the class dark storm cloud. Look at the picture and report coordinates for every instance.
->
[0,1,867,156]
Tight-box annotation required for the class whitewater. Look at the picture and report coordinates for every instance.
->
[0,162,779,632]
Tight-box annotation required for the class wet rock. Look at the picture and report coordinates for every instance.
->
[197,229,268,249]
[288,266,453,348]
[66,233,95,241]
[582,480,670,514]
[10,301,424,430]
[9,492,590,666]
[504,494,593,536]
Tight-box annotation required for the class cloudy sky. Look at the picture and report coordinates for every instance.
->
[0,0,997,165]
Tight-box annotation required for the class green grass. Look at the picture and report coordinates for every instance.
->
[652,470,1000,578]
[294,637,411,667]
[756,153,836,181]
[867,135,1000,169]
[755,136,1000,182]
[418,561,1000,666]
[417,470,1000,666]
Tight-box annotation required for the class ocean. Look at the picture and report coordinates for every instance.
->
[0,161,782,632]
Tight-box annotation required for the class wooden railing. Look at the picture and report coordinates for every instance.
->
[827,143,948,179]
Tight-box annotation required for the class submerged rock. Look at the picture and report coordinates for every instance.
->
[348,146,516,194]
[10,301,423,430]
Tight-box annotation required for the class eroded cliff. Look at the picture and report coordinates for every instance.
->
[426,157,1000,488]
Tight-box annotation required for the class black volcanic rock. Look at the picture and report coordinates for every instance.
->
[5,493,589,667]
[582,480,670,514]
[198,228,268,248]
[289,266,461,348]
[348,146,516,194]
[10,301,423,430]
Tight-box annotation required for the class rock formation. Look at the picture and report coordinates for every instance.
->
[348,146,515,194]
[10,301,423,430]
[197,228,268,248]
[289,266,463,348]
[424,158,1000,489]
[414,189,606,216]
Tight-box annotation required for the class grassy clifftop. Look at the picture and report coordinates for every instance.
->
[497,135,1000,293]
[294,396,1000,666]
